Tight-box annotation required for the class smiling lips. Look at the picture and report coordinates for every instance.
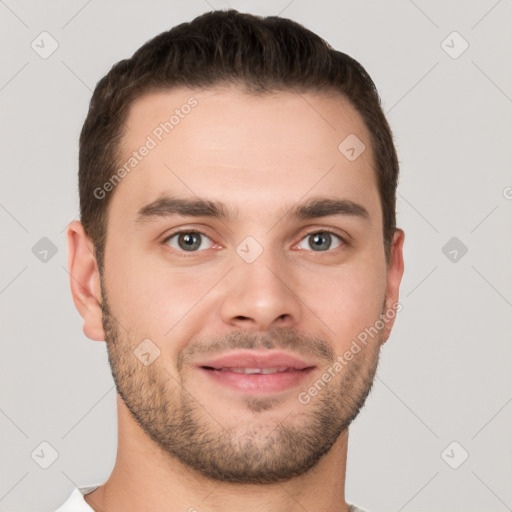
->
[196,350,317,394]
[212,367,299,374]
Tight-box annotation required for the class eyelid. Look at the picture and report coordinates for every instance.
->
[162,228,217,252]
[161,225,349,255]
[295,228,348,250]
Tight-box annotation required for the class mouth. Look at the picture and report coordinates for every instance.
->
[196,351,317,394]
[202,366,308,374]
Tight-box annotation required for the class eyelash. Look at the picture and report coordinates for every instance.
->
[161,228,348,255]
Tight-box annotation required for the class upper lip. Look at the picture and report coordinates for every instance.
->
[197,350,316,370]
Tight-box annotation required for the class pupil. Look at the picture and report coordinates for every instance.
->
[179,233,200,251]
[311,232,330,251]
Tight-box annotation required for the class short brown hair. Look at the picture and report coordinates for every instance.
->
[79,9,399,273]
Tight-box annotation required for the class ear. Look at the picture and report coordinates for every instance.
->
[380,228,405,345]
[67,220,105,341]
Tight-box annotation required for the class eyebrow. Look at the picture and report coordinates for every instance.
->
[134,195,370,225]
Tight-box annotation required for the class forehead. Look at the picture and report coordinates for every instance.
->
[109,86,379,226]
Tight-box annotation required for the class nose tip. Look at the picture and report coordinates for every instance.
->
[220,260,302,332]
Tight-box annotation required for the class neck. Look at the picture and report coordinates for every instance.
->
[84,396,351,512]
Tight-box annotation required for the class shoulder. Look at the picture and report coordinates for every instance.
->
[54,486,100,512]
[348,504,369,512]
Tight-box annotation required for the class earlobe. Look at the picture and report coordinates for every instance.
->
[381,228,405,345]
[67,220,106,341]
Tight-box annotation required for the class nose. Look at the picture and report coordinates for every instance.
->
[219,248,302,332]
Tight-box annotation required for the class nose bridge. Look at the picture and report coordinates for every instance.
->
[219,239,301,330]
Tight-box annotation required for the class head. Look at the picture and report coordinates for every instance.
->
[68,9,404,484]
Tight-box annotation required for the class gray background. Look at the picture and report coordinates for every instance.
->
[1,0,511,511]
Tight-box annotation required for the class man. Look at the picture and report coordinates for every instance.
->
[59,8,404,512]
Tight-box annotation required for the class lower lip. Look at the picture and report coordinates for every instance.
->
[199,367,315,394]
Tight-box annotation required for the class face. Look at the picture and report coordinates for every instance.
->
[96,86,403,483]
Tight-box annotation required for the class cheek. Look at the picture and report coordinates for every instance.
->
[105,245,186,331]
[303,261,386,347]
[106,247,218,352]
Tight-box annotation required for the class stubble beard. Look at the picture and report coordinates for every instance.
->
[100,279,382,484]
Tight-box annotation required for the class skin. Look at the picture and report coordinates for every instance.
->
[68,86,404,512]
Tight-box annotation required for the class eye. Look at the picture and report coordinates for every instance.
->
[162,229,346,254]
[163,231,214,252]
[297,230,345,252]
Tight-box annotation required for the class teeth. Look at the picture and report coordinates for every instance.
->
[218,367,292,374]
